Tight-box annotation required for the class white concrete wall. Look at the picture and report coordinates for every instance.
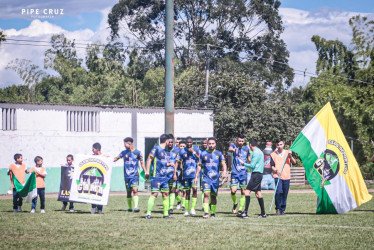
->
[0,103,213,169]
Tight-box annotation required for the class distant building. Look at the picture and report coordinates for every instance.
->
[0,102,213,194]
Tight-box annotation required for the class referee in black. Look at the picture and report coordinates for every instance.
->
[238,139,266,218]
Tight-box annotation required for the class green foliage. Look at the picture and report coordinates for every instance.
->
[0,30,6,43]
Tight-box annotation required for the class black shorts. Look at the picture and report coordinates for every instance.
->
[246,172,263,192]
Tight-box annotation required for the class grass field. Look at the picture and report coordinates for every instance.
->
[0,192,373,249]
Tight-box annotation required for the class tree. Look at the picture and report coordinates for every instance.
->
[0,30,6,44]
[108,0,294,88]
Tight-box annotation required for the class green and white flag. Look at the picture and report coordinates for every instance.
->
[12,172,37,203]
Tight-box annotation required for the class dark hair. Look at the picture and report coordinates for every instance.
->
[208,137,216,142]
[237,134,245,139]
[93,142,101,150]
[14,153,22,161]
[124,137,134,143]
[67,154,74,160]
[34,156,43,164]
[168,134,175,139]
[249,139,258,147]
[275,138,284,144]
[186,136,193,141]
[201,138,208,143]
[176,137,181,141]
[160,134,169,143]
[179,141,187,145]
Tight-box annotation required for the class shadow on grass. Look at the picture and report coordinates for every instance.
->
[351,210,374,213]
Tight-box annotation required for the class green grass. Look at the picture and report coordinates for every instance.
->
[0,192,373,249]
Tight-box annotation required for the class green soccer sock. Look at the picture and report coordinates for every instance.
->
[211,205,216,215]
[239,195,246,211]
[181,197,186,208]
[147,196,156,215]
[201,193,204,206]
[203,202,209,214]
[162,196,170,216]
[133,196,139,209]
[186,200,190,212]
[231,194,237,205]
[176,195,181,203]
[169,193,175,209]
[191,197,197,210]
[127,198,133,210]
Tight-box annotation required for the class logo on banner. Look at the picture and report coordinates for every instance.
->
[76,158,109,197]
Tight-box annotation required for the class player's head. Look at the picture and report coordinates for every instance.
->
[208,137,216,151]
[123,137,134,150]
[168,134,175,143]
[236,134,245,147]
[176,137,181,146]
[201,138,208,149]
[275,138,284,151]
[179,141,187,150]
[34,156,43,165]
[66,154,74,165]
[167,134,175,149]
[249,138,258,149]
[159,134,169,144]
[186,136,193,148]
[92,142,101,155]
[14,153,22,163]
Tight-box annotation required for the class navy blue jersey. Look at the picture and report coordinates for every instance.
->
[231,145,250,176]
[119,149,143,179]
[149,145,174,178]
[179,146,200,179]
[199,150,226,183]
[165,147,179,179]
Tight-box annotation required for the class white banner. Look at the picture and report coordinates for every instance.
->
[69,154,113,205]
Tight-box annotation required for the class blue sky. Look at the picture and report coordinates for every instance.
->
[1,0,374,88]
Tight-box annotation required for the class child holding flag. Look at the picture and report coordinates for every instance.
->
[28,156,47,213]
[7,153,28,212]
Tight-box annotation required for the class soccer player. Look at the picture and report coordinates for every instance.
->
[179,137,200,216]
[166,135,180,214]
[228,134,251,215]
[199,138,208,209]
[145,134,177,219]
[239,139,266,219]
[270,139,296,215]
[114,137,146,213]
[194,137,227,218]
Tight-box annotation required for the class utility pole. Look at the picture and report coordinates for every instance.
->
[203,44,210,104]
[165,0,174,134]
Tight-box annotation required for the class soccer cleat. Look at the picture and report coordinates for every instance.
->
[98,210,104,215]
[232,203,238,214]
[258,214,267,218]
[69,209,74,213]
[210,214,216,218]
[190,209,196,216]
[184,211,190,216]
[163,215,173,219]
[126,209,133,213]
[30,209,35,213]
[203,213,210,219]
[176,202,181,210]
[91,208,96,214]
[276,209,281,216]
[241,212,249,219]
[40,209,45,214]
[17,206,22,212]
[145,214,152,219]
[181,206,186,211]
[169,209,174,215]
[134,208,140,213]
[281,211,285,215]
[61,204,67,211]
[13,209,17,213]
[236,211,243,218]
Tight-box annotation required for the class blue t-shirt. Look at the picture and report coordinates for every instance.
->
[231,145,250,176]
[120,149,143,179]
[149,145,174,178]
[199,149,226,183]
[179,146,200,179]
[165,147,179,179]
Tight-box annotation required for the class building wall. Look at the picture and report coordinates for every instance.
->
[0,103,213,194]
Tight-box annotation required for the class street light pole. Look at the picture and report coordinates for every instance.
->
[203,44,210,104]
[165,0,174,134]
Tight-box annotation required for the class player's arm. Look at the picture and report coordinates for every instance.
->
[139,159,146,173]
[145,154,155,180]
[220,155,228,178]
[113,155,121,162]
[194,163,202,184]
[288,150,296,164]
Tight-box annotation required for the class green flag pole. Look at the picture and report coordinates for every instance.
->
[269,153,290,213]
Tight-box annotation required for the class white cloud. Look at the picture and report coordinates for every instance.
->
[279,7,373,87]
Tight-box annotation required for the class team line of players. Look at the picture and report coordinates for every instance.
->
[116,133,291,219]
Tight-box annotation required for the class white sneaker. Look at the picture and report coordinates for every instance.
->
[40,209,45,214]
[69,209,74,213]
[17,206,22,212]
[190,209,196,216]
[13,209,18,213]
[91,208,96,214]
[176,203,181,210]
[30,209,35,213]
[184,211,190,216]
[61,204,67,211]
